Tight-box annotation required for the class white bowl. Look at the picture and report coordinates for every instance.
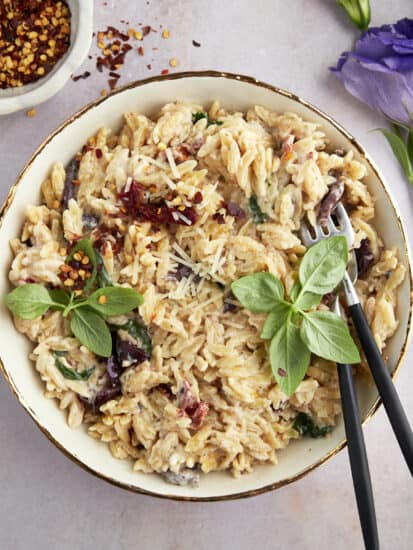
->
[0,0,93,115]
[0,71,411,500]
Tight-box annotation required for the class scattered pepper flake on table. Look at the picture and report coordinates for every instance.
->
[169,57,177,68]
[72,71,91,82]
[192,40,201,47]
[26,108,37,118]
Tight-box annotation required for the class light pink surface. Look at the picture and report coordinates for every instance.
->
[0,1,412,548]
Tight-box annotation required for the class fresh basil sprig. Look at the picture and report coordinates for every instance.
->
[231,236,360,396]
[337,0,371,31]
[5,239,144,358]
[53,352,95,381]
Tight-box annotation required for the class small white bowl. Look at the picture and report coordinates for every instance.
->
[0,0,93,115]
[0,71,411,500]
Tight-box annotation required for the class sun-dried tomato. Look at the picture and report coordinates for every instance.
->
[119,180,198,226]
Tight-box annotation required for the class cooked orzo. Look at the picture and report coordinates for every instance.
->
[7,101,405,487]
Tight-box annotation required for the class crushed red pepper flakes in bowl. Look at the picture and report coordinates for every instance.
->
[0,0,71,89]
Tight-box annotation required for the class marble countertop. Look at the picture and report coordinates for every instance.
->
[0,1,412,549]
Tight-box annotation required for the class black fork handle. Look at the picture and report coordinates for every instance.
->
[349,303,413,475]
[338,362,379,550]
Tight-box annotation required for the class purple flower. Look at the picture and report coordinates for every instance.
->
[331,18,413,127]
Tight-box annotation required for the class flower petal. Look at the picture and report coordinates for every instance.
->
[332,55,413,125]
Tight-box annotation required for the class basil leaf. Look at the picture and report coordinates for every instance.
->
[290,281,321,310]
[299,236,348,295]
[337,0,370,31]
[300,310,360,364]
[295,291,322,310]
[5,284,63,319]
[260,302,292,339]
[378,128,413,186]
[53,353,95,381]
[293,412,333,438]
[87,287,143,316]
[49,289,71,310]
[269,319,311,396]
[95,249,113,288]
[248,195,267,224]
[67,238,98,291]
[70,307,112,357]
[122,319,152,356]
[231,272,284,313]
[289,281,300,302]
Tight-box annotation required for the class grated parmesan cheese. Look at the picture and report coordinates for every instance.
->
[166,148,180,179]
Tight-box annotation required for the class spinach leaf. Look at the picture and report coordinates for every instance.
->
[53,352,95,381]
[87,287,143,316]
[248,195,267,224]
[293,412,333,438]
[269,318,311,396]
[192,111,223,126]
[70,307,112,357]
[231,272,284,313]
[298,235,348,295]
[5,284,64,319]
[300,310,360,364]
[121,319,152,356]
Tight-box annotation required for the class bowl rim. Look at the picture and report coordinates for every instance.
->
[0,69,412,501]
[0,0,93,115]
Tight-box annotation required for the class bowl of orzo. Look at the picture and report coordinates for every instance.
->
[0,71,411,500]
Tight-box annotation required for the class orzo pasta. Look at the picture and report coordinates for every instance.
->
[7,101,405,487]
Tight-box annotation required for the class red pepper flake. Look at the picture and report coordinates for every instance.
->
[193,191,203,204]
[142,25,151,36]
[213,212,225,225]
[161,69,169,75]
[278,368,287,377]
[108,77,119,90]
[109,71,120,78]
[192,40,201,47]
[138,46,144,56]
[72,71,91,82]
[107,26,130,42]
[147,64,152,70]
[95,148,103,159]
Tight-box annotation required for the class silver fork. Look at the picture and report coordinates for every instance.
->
[301,203,378,550]
[302,203,413,473]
